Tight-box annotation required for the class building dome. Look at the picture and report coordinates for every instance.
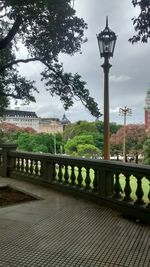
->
[60,114,70,125]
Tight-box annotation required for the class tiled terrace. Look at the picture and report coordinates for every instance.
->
[0,177,149,267]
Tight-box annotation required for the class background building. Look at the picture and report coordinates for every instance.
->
[60,114,71,130]
[39,118,63,133]
[2,109,39,132]
[1,109,70,133]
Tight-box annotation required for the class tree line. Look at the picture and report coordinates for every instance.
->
[1,120,149,164]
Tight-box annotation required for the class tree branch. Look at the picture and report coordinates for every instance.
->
[0,57,41,73]
[0,57,63,80]
[0,91,23,100]
[0,15,22,50]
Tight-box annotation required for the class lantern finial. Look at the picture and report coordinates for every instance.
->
[97,17,117,58]
[106,16,108,28]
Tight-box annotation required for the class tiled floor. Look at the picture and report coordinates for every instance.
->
[0,177,149,267]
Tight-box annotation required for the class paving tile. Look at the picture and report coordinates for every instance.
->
[0,177,149,267]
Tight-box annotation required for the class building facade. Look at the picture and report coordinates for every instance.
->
[39,118,63,133]
[2,109,40,132]
[1,109,70,133]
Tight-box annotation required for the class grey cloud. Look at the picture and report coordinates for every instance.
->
[12,0,150,124]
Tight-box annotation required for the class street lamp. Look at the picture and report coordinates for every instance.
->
[97,17,117,160]
[119,106,132,162]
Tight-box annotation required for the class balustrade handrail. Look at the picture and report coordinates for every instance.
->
[9,150,150,177]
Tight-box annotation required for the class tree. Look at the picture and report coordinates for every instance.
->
[63,120,104,150]
[110,124,146,155]
[143,137,150,164]
[110,122,122,134]
[77,144,100,159]
[130,0,150,43]
[0,0,100,117]
[63,120,122,154]
[0,122,36,134]
[63,121,99,140]
[64,134,95,156]
[11,132,64,153]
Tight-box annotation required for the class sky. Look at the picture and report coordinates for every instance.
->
[11,0,150,124]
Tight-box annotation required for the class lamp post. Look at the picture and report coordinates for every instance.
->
[119,106,132,162]
[97,17,117,160]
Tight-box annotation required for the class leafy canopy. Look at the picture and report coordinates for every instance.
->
[130,0,150,43]
[11,131,64,153]
[77,144,100,159]
[143,137,150,164]
[110,124,146,154]
[0,0,100,117]
[64,134,101,158]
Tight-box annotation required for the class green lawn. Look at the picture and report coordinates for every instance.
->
[119,175,149,203]
[58,167,149,203]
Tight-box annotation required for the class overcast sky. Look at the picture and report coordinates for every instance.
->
[11,0,150,124]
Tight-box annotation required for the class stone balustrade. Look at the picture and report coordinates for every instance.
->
[0,144,149,222]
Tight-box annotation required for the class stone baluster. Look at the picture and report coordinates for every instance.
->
[114,173,122,199]
[70,165,76,185]
[64,165,69,184]
[38,161,42,176]
[85,167,91,189]
[21,158,24,173]
[14,157,17,171]
[34,160,39,176]
[93,169,98,192]
[77,166,83,187]
[25,159,29,174]
[30,159,33,175]
[123,174,132,202]
[52,163,56,181]
[135,176,144,205]
[58,164,63,183]
[16,157,20,171]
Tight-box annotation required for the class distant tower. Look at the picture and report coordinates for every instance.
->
[145,89,150,129]
[60,114,70,130]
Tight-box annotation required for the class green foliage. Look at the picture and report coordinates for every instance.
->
[110,122,122,134]
[0,43,38,114]
[130,0,150,43]
[143,138,150,165]
[63,120,122,154]
[0,0,100,117]
[65,134,94,155]
[63,121,99,140]
[92,132,104,151]
[77,144,100,158]
[0,129,10,143]
[64,134,100,158]
[11,132,64,153]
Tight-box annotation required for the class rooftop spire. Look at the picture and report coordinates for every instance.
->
[106,16,108,28]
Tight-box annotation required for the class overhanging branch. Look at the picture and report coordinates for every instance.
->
[0,91,23,100]
[0,57,90,107]
[0,57,41,73]
[0,57,66,84]
[0,15,22,50]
